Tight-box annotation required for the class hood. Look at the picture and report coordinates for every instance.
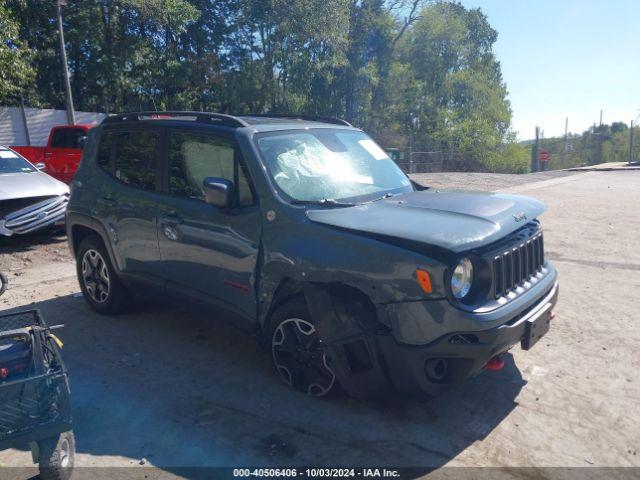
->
[0,171,69,201]
[306,190,546,253]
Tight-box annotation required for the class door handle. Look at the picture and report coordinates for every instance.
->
[97,196,116,207]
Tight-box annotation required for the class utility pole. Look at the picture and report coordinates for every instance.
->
[531,126,540,172]
[630,120,635,166]
[18,97,31,146]
[562,117,568,166]
[599,109,603,127]
[56,0,75,125]
[591,122,601,165]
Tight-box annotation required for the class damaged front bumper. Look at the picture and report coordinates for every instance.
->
[377,279,559,396]
[306,264,558,398]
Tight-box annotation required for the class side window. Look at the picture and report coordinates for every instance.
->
[97,131,114,171]
[114,131,159,190]
[67,128,87,149]
[168,132,254,206]
[50,128,86,148]
[50,129,67,148]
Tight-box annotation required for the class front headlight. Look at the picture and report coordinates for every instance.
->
[451,257,473,299]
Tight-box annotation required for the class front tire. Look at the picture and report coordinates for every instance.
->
[38,431,75,480]
[76,235,131,314]
[269,296,336,397]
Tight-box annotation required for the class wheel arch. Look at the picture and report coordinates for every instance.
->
[70,224,98,256]
[259,278,382,340]
[67,213,120,271]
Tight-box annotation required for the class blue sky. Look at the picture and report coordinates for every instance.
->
[459,0,640,139]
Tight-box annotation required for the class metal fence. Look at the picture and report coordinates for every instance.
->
[390,151,444,174]
[532,125,639,171]
[0,106,106,146]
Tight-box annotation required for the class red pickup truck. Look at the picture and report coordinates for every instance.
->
[12,124,93,184]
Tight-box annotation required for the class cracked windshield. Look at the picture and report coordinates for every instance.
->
[257,129,412,203]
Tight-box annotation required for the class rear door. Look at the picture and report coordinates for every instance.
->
[156,127,261,327]
[93,127,164,287]
[44,127,86,183]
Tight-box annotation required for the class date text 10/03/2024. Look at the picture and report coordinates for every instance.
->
[233,469,401,478]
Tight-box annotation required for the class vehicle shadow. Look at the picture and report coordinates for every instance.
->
[3,293,526,475]
[0,229,67,255]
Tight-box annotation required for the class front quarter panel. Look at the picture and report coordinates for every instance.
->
[258,208,448,316]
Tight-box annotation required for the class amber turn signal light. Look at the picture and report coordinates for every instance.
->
[416,269,433,293]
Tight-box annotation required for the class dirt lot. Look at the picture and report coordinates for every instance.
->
[0,170,639,477]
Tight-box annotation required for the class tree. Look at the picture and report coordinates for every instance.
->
[5,0,524,172]
[0,2,33,104]
[394,2,512,170]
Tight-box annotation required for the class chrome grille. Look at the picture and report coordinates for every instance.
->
[0,195,68,235]
[493,232,544,298]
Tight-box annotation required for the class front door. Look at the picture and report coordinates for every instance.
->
[156,128,261,327]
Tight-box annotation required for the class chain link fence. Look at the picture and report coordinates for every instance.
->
[386,150,444,173]
[536,125,639,171]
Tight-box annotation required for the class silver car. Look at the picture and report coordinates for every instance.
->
[0,146,69,237]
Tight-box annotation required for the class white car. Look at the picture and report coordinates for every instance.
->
[0,146,69,236]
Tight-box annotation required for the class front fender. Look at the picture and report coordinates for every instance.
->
[258,217,448,316]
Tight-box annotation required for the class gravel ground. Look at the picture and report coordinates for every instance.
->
[0,170,638,478]
[410,170,584,192]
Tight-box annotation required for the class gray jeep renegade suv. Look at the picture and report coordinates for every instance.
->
[66,112,558,398]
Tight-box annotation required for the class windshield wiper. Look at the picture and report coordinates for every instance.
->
[291,198,356,207]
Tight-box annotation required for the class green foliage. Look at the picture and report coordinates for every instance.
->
[0,1,33,104]
[5,0,529,172]
[533,123,637,170]
[484,142,530,173]
[393,2,511,170]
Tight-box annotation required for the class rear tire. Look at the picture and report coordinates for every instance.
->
[76,234,131,314]
[269,296,336,397]
[38,431,75,480]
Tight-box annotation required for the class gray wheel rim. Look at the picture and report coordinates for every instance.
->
[272,318,336,397]
[81,249,110,303]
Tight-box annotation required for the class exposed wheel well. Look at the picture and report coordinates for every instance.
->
[261,279,382,342]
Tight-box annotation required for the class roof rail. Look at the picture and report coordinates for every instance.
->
[102,111,250,128]
[249,114,353,127]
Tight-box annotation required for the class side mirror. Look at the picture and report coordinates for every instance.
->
[78,136,87,149]
[34,162,46,171]
[203,177,233,208]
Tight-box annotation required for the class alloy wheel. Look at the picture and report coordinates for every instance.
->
[81,249,110,303]
[272,318,336,396]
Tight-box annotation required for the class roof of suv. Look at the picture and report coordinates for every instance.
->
[101,111,355,131]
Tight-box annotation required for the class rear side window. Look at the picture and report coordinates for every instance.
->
[168,132,254,206]
[97,131,114,170]
[114,131,159,190]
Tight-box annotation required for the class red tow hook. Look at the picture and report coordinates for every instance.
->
[485,356,505,371]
